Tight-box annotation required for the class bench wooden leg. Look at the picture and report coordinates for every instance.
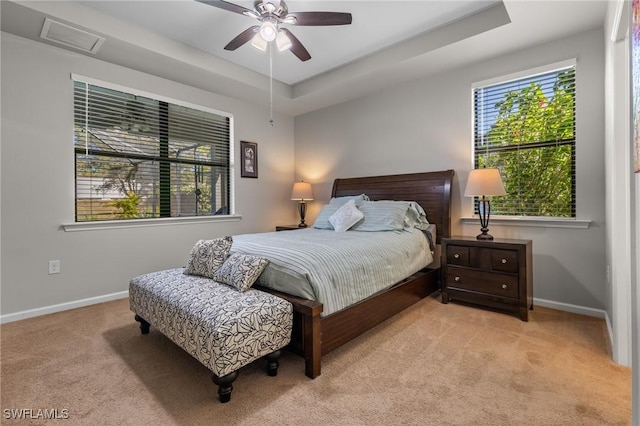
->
[265,350,281,376]
[134,314,150,334]
[212,371,239,403]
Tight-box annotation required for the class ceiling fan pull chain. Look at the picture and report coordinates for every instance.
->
[269,43,274,126]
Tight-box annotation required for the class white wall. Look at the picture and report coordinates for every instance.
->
[295,28,606,311]
[0,33,297,318]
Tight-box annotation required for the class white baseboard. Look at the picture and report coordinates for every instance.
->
[0,292,614,345]
[533,297,613,360]
[604,311,615,358]
[533,297,607,318]
[0,291,129,324]
[534,297,614,353]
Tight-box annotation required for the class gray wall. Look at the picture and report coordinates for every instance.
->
[295,28,606,310]
[0,27,610,316]
[0,33,297,316]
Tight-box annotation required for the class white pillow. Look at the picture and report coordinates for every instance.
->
[328,199,364,232]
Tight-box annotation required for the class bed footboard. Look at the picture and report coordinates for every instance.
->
[257,267,439,379]
[256,288,323,378]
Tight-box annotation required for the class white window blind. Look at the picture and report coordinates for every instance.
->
[73,79,232,222]
[473,65,576,217]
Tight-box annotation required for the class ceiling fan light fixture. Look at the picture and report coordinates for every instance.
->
[250,33,268,51]
[203,0,352,62]
[275,30,291,51]
[259,20,277,42]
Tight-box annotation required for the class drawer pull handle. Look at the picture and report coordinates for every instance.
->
[454,253,460,259]
[501,258,507,264]
[501,284,507,289]
[454,276,460,282]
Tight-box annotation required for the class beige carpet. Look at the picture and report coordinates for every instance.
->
[0,294,631,425]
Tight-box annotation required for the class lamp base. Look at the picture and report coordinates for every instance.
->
[476,232,494,240]
[297,201,308,229]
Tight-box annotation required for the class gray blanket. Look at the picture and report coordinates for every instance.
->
[232,227,433,316]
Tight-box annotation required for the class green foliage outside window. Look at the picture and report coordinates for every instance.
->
[475,67,575,217]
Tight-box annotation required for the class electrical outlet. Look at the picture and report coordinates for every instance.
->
[48,260,60,275]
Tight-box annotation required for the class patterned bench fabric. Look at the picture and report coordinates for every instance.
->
[129,268,293,377]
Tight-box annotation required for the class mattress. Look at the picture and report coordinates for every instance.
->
[231,226,434,316]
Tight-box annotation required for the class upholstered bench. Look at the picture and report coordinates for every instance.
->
[129,267,293,403]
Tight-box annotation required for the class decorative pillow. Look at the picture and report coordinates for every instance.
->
[314,194,369,229]
[213,252,270,292]
[183,236,233,278]
[328,199,364,232]
[351,200,411,232]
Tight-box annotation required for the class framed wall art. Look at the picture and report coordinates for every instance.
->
[240,141,258,178]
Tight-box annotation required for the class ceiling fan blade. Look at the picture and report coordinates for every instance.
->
[280,28,311,61]
[196,0,254,16]
[286,12,352,26]
[224,26,260,51]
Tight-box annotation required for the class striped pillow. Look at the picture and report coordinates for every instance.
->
[351,200,411,232]
[329,194,369,205]
[405,202,430,230]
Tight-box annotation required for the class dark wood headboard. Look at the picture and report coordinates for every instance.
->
[331,170,454,244]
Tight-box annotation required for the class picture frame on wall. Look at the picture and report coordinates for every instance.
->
[241,141,258,178]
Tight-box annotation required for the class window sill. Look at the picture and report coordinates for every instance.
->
[62,215,242,232]
[460,216,591,229]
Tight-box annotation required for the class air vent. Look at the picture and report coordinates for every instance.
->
[40,18,105,54]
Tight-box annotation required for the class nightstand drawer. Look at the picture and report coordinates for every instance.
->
[490,249,518,273]
[446,245,470,266]
[446,268,519,299]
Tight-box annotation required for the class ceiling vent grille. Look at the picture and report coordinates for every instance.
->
[40,18,105,54]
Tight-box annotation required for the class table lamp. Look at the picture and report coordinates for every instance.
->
[291,181,314,228]
[464,168,506,240]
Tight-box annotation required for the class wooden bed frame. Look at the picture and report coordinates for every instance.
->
[259,169,454,379]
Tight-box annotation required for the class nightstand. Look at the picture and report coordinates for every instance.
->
[275,225,304,231]
[441,237,533,321]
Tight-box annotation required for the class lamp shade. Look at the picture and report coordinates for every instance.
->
[464,168,506,196]
[291,182,314,201]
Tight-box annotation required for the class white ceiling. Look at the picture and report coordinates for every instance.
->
[76,0,499,85]
[1,1,607,116]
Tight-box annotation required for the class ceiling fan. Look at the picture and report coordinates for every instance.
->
[198,0,352,61]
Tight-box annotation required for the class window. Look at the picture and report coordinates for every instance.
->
[73,77,232,222]
[472,63,576,217]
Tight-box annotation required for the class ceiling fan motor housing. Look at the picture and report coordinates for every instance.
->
[254,0,288,19]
